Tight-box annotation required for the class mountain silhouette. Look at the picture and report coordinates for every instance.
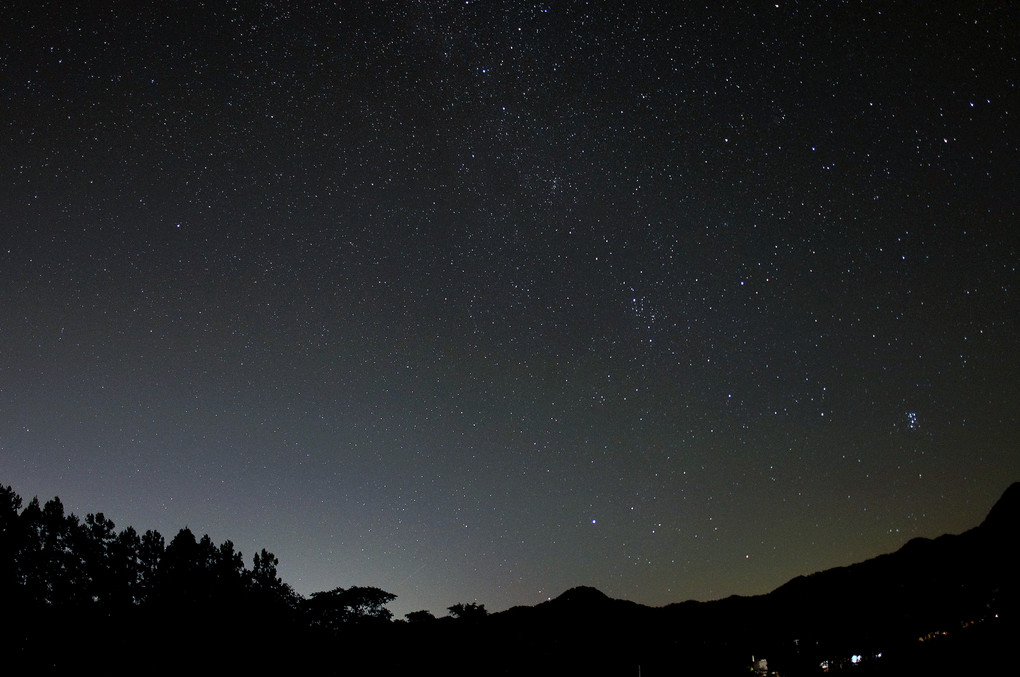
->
[980,480,1020,532]
[3,481,1014,675]
[456,482,1019,676]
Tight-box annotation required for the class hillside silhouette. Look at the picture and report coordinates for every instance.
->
[1,481,1015,675]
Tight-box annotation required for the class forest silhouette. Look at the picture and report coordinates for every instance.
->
[1,481,1015,675]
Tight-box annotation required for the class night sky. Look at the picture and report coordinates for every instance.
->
[2,1,1017,619]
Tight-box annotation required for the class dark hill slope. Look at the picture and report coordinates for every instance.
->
[412,482,1018,677]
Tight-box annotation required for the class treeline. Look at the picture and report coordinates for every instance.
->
[5,481,1012,675]
[0,485,296,611]
[0,483,416,672]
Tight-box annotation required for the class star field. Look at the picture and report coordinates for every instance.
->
[1,1,1017,618]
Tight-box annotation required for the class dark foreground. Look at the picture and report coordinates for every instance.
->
[3,482,1016,675]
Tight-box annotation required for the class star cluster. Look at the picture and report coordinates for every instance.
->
[1,1,1017,617]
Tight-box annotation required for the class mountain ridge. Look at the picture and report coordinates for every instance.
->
[471,482,1016,676]
[516,481,1019,616]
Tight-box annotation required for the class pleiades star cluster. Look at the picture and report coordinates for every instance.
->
[1,1,1016,618]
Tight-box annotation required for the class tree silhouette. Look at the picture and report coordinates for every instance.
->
[79,512,118,606]
[215,539,245,581]
[15,496,88,606]
[251,547,299,613]
[252,548,281,588]
[0,484,23,596]
[405,609,436,623]
[0,482,404,671]
[448,602,488,620]
[304,585,397,629]
[137,528,164,600]
[342,585,397,623]
[110,525,143,606]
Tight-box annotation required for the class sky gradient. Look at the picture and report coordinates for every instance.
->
[2,1,1017,618]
